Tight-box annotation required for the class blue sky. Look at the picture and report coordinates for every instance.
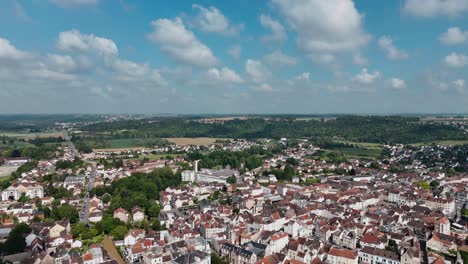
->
[0,0,468,114]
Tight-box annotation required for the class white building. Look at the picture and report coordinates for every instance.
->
[1,183,44,201]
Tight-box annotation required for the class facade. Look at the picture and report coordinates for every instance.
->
[1,183,44,201]
[358,247,400,264]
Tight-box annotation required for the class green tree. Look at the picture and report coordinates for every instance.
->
[1,223,31,254]
[226,176,236,184]
[147,204,161,218]
[110,225,128,240]
[52,204,79,223]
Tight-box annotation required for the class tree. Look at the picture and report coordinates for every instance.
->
[430,180,439,190]
[1,223,31,254]
[102,193,111,204]
[110,225,128,240]
[52,204,79,223]
[211,252,228,264]
[147,204,161,218]
[71,222,87,237]
[226,176,236,185]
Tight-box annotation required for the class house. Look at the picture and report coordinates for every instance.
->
[124,229,146,246]
[173,250,211,264]
[114,207,130,223]
[326,247,358,264]
[132,206,145,223]
[358,247,400,264]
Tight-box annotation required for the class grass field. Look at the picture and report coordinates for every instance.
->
[0,165,19,178]
[108,138,136,148]
[333,140,383,149]
[136,153,182,160]
[412,140,468,146]
[165,137,228,145]
[0,132,63,139]
[337,148,382,159]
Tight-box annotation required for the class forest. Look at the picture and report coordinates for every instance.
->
[80,116,468,144]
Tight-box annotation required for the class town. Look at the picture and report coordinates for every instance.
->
[0,117,467,264]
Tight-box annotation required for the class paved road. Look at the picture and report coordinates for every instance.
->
[80,161,97,223]
[63,131,97,223]
[63,130,78,158]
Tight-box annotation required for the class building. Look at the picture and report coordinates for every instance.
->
[327,247,358,264]
[173,250,211,264]
[1,183,44,201]
[358,247,400,264]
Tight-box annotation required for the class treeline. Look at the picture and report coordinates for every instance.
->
[81,116,468,144]
[186,149,265,170]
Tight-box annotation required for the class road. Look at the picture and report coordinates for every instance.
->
[79,161,97,223]
[63,130,78,158]
[63,131,96,223]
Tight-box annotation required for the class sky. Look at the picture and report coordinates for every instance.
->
[0,0,468,114]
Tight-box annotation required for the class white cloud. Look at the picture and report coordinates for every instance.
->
[453,79,466,94]
[192,4,242,36]
[444,52,468,67]
[254,83,273,92]
[354,68,380,84]
[390,78,407,89]
[263,50,297,66]
[0,34,166,100]
[353,53,368,66]
[439,27,468,45]
[50,0,99,8]
[453,79,465,87]
[403,0,468,17]
[46,54,77,72]
[0,38,30,60]
[228,45,241,60]
[378,36,408,60]
[206,67,243,84]
[272,0,370,54]
[259,14,287,42]
[245,59,271,84]
[148,17,217,67]
[57,30,118,57]
[295,72,310,82]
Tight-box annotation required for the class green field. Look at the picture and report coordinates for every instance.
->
[135,153,182,160]
[0,132,63,139]
[412,140,468,146]
[332,140,383,149]
[108,138,137,148]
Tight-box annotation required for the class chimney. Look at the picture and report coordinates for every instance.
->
[194,160,199,173]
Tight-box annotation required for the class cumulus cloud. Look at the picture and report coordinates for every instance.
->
[228,45,241,60]
[205,67,243,84]
[0,38,30,60]
[192,4,243,36]
[439,27,468,45]
[0,33,166,102]
[148,17,217,67]
[378,36,408,60]
[272,0,370,55]
[50,0,99,8]
[259,14,287,42]
[57,30,118,57]
[403,0,468,17]
[390,78,407,89]
[245,59,271,84]
[444,52,468,67]
[354,68,380,84]
[263,50,297,66]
